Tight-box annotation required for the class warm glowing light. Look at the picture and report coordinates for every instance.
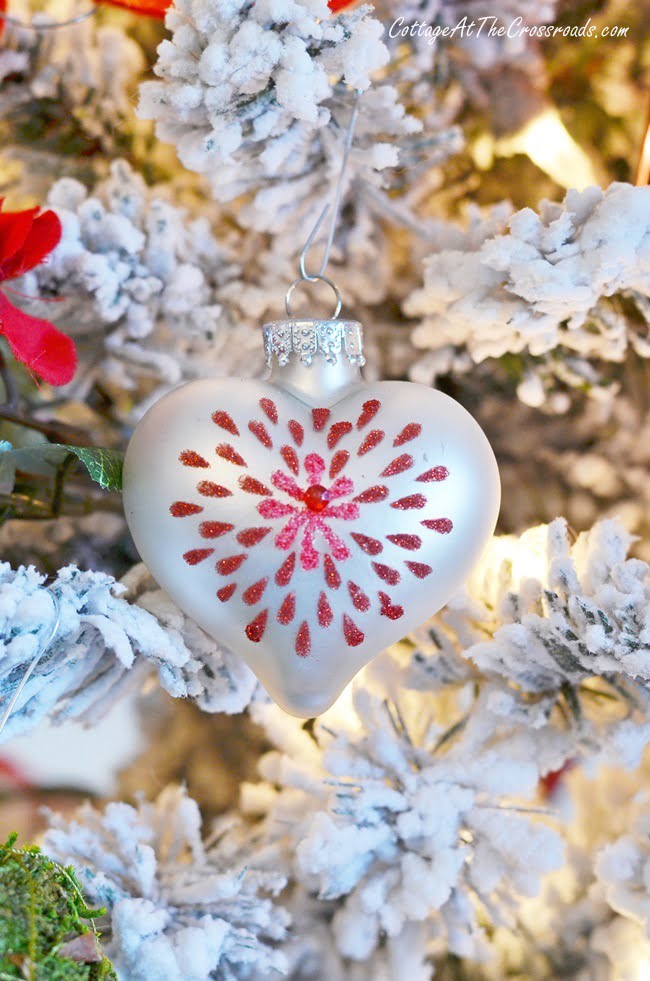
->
[634,959,650,981]
[496,107,598,190]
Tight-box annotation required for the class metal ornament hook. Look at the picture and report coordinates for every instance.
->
[0,589,60,738]
[285,274,342,320]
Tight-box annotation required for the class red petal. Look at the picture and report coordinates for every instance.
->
[0,206,38,276]
[0,292,76,386]
[0,0,5,38]
[0,209,61,280]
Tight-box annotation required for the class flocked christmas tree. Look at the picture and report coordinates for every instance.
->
[0,0,650,975]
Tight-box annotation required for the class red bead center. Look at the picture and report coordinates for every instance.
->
[303,484,330,513]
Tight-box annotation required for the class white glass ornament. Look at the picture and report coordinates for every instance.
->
[123,319,500,717]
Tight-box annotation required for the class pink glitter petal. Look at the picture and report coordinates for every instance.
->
[197,481,232,498]
[258,499,296,519]
[272,470,305,501]
[327,476,354,501]
[348,581,371,612]
[356,399,381,429]
[312,408,330,431]
[289,420,304,446]
[217,554,247,575]
[179,450,210,468]
[386,533,422,551]
[324,554,341,589]
[391,494,427,510]
[372,561,401,586]
[281,445,300,475]
[277,592,296,625]
[237,527,272,547]
[242,577,269,606]
[317,591,333,627]
[275,552,296,586]
[216,443,247,467]
[259,398,278,424]
[249,421,273,449]
[183,547,214,566]
[239,476,273,496]
[329,450,349,478]
[328,421,353,450]
[170,501,203,517]
[325,502,360,520]
[379,591,404,620]
[394,423,421,447]
[351,532,383,555]
[276,513,308,550]
[406,561,433,579]
[304,453,326,486]
[320,522,351,561]
[212,411,239,436]
[246,609,268,643]
[343,614,364,647]
[199,521,234,539]
[381,454,414,478]
[300,520,320,571]
[354,485,389,504]
[358,429,385,456]
[217,583,237,603]
[295,621,311,657]
[417,465,449,483]
[422,517,454,534]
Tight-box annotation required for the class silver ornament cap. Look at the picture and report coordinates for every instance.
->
[263,319,366,369]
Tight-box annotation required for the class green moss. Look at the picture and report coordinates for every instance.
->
[0,834,117,981]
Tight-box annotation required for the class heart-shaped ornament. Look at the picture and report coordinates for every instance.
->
[123,320,500,717]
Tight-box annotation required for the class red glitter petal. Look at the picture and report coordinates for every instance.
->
[275,552,296,587]
[295,621,311,657]
[246,609,268,643]
[317,591,333,628]
[343,614,364,647]
[289,420,304,446]
[358,429,384,456]
[197,481,232,498]
[379,591,404,620]
[237,527,272,547]
[217,583,237,603]
[312,408,331,431]
[391,494,427,510]
[277,592,296,625]
[216,443,247,467]
[239,476,272,496]
[329,450,349,478]
[249,420,273,449]
[372,561,401,586]
[170,501,203,517]
[356,399,381,429]
[183,547,214,566]
[243,577,269,606]
[212,411,239,435]
[354,485,389,504]
[381,454,414,477]
[328,421,353,449]
[422,517,454,534]
[200,521,234,539]
[259,398,278,424]
[348,581,371,612]
[406,561,433,579]
[280,445,300,475]
[350,532,383,555]
[324,554,341,589]
[386,533,422,551]
[417,465,449,483]
[217,554,247,575]
[394,423,421,446]
[179,450,210,468]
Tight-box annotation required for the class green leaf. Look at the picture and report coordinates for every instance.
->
[0,443,123,494]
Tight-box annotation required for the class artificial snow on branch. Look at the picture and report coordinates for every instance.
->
[405,183,650,403]
[44,785,289,980]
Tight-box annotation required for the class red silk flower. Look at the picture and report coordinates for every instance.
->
[96,0,352,17]
[0,200,76,387]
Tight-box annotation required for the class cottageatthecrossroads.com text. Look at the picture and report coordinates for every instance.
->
[389,16,630,44]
